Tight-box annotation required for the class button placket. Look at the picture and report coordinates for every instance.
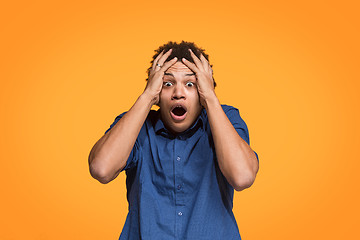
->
[174,137,185,237]
[174,136,185,206]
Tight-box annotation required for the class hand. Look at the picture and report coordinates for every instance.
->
[144,49,178,105]
[182,49,216,108]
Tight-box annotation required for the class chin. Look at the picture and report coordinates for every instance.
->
[171,124,190,134]
[166,119,189,133]
[161,114,192,134]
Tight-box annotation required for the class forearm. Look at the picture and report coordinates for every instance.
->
[204,93,259,191]
[89,92,154,183]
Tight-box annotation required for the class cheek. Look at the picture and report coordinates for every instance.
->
[159,90,171,107]
[159,89,170,99]
[189,89,200,101]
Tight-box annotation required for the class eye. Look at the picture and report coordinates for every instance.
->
[163,82,173,87]
[186,82,195,87]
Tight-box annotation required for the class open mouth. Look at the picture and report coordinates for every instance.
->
[170,104,187,121]
[172,106,186,116]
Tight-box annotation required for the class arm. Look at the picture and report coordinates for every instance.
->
[182,50,259,191]
[204,94,259,191]
[88,92,153,184]
[88,49,177,184]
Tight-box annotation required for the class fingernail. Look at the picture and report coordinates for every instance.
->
[182,58,186,61]
[173,57,177,60]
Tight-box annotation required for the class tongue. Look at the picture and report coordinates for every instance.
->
[173,107,186,116]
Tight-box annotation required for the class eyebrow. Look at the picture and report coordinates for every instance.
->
[164,73,195,77]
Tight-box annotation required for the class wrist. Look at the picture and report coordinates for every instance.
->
[141,90,158,106]
[203,91,219,111]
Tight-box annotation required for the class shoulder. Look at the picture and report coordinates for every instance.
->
[220,104,246,124]
[202,104,239,119]
[222,104,250,144]
[220,104,243,122]
[200,104,243,131]
[221,104,240,114]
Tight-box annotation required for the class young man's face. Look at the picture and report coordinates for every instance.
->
[158,61,203,134]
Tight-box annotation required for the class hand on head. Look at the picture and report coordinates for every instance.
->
[144,49,177,105]
[182,49,215,108]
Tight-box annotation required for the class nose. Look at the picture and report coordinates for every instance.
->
[171,84,185,100]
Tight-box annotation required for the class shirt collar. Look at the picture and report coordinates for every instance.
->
[154,108,205,139]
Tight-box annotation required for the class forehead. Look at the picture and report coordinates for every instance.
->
[164,61,193,74]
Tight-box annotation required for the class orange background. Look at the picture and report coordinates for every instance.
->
[1,0,359,239]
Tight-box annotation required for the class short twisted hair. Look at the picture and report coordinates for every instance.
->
[146,41,216,87]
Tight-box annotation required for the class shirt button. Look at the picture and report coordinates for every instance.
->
[177,184,182,190]
[178,211,183,216]
[176,156,181,161]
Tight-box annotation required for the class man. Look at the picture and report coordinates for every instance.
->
[88,41,259,239]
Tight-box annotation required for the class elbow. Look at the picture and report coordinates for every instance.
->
[98,178,112,184]
[96,176,112,184]
[233,172,256,192]
[89,159,113,184]
[233,154,259,191]
[94,171,112,184]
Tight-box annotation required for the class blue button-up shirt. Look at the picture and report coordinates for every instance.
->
[105,104,259,240]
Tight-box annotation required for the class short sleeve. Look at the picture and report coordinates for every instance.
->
[104,112,141,171]
[223,105,259,163]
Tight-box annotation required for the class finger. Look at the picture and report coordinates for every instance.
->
[181,57,199,74]
[200,54,210,71]
[156,49,173,69]
[189,49,204,71]
[152,50,165,71]
[154,62,163,70]
[159,57,178,72]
